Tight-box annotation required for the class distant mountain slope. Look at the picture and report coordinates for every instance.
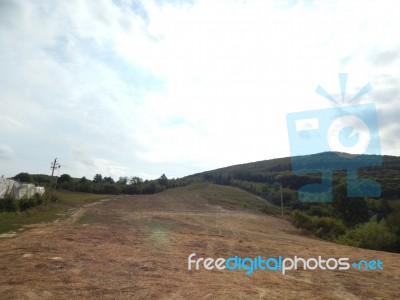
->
[192,152,400,202]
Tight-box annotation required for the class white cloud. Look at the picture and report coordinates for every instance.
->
[0,144,15,160]
[0,116,24,132]
[0,0,399,179]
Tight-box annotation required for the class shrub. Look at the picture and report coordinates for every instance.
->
[0,195,19,212]
[291,210,313,231]
[0,194,48,212]
[103,183,120,195]
[338,221,399,252]
[260,205,281,216]
[34,193,47,205]
[385,211,400,235]
[311,216,346,239]
[291,210,346,240]
[309,205,323,216]
[19,197,37,211]
[309,205,332,217]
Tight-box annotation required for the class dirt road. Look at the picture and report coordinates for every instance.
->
[0,185,399,299]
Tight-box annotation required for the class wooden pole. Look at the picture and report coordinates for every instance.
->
[280,184,283,216]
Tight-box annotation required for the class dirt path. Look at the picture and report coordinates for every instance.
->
[0,191,399,299]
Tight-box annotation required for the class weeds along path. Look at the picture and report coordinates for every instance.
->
[0,185,399,299]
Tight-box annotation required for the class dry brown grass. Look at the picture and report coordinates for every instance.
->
[0,187,399,299]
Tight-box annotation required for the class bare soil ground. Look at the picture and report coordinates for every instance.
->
[0,186,399,299]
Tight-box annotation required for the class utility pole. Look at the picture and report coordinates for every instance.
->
[50,158,61,200]
[280,183,284,216]
[53,164,61,192]
[50,158,60,178]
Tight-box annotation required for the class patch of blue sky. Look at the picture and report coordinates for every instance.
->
[153,0,196,7]
[43,35,74,63]
[166,115,190,127]
[105,52,166,95]
[44,34,166,96]
[112,0,149,21]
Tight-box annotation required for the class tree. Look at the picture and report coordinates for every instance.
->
[78,176,91,192]
[117,176,128,185]
[158,174,168,186]
[333,183,369,226]
[103,176,115,184]
[93,174,103,183]
[13,172,34,183]
[385,211,400,236]
[129,176,143,185]
[58,174,72,184]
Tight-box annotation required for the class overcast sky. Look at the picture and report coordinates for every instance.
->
[0,0,399,180]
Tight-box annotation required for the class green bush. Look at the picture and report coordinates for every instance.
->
[34,193,47,205]
[309,205,332,217]
[291,210,346,240]
[311,216,346,239]
[385,211,400,235]
[19,197,37,211]
[338,221,399,252]
[260,205,281,216]
[0,194,48,212]
[0,195,18,212]
[291,210,313,231]
[309,205,324,216]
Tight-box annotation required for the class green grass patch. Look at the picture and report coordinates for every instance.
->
[164,178,209,194]
[167,180,271,212]
[0,191,110,234]
[201,184,267,211]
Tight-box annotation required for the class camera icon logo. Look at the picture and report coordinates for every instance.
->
[286,74,382,202]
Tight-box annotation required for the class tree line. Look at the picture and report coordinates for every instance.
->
[11,172,190,195]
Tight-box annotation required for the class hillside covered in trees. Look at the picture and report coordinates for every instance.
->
[196,152,400,203]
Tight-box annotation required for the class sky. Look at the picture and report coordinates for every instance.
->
[0,0,399,180]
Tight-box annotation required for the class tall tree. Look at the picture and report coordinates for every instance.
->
[158,174,168,186]
[13,172,34,183]
[129,176,143,185]
[58,174,72,184]
[117,176,128,185]
[103,176,115,184]
[93,174,103,183]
